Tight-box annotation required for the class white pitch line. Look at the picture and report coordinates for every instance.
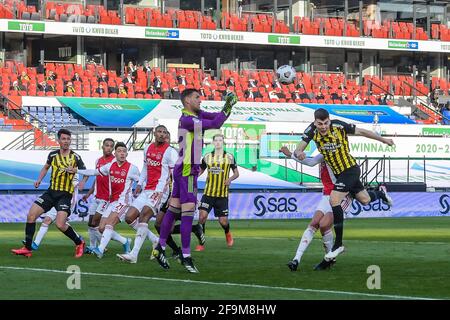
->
[0,266,438,300]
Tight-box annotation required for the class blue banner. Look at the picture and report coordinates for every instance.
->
[58,98,161,127]
[300,104,415,124]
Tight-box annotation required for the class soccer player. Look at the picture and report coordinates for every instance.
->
[280,147,351,271]
[196,133,239,251]
[82,138,115,252]
[152,89,237,273]
[117,125,177,263]
[12,129,86,258]
[294,108,394,262]
[68,142,138,258]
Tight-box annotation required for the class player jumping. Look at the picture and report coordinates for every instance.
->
[152,89,237,273]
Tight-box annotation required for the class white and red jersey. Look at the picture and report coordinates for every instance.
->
[320,162,336,196]
[79,160,140,204]
[138,142,178,193]
[94,154,115,201]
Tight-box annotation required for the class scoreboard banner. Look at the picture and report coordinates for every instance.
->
[1,19,450,53]
[0,191,449,222]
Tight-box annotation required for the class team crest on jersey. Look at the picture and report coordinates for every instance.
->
[156,153,162,160]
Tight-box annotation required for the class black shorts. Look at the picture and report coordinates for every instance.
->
[333,165,365,194]
[34,190,72,216]
[198,195,229,217]
[160,198,169,213]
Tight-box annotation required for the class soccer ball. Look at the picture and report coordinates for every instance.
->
[276,65,297,84]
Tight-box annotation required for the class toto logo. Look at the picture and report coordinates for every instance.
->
[439,194,450,214]
[253,195,297,217]
[347,199,391,216]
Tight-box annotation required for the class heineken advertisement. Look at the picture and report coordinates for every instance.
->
[1,19,449,52]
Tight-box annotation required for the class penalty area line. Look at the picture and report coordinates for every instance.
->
[0,265,437,300]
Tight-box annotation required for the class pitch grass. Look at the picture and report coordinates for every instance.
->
[1,218,449,300]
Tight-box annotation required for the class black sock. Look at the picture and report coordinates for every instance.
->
[368,190,385,203]
[25,222,36,250]
[201,223,206,234]
[155,225,161,235]
[331,205,344,250]
[63,226,82,245]
[173,224,181,234]
[221,223,230,234]
[166,235,180,252]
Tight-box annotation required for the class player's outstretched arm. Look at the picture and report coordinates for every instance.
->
[280,146,324,167]
[293,140,309,160]
[34,164,50,188]
[354,127,394,146]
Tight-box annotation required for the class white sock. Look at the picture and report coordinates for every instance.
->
[322,229,334,253]
[34,223,49,246]
[129,219,138,230]
[130,223,148,257]
[294,226,316,262]
[111,230,127,245]
[95,227,102,245]
[88,227,98,247]
[98,225,113,253]
[147,229,159,244]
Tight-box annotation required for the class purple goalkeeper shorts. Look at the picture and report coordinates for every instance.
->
[171,172,198,205]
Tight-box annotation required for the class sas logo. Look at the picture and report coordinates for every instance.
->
[347,199,391,216]
[253,195,298,217]
[439,194,450,214]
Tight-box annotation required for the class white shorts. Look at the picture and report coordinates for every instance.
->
[102,201,130,222]
[316,195,353,215]
[88,198,109,216]
[316,195,333,215]
[132,190,165,213]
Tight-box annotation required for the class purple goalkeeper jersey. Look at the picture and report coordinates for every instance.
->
[175,108,227,177]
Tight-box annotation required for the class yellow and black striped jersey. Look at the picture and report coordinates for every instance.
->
[46,150,86,194]
[201,151,237,197]
[302,119,357,175]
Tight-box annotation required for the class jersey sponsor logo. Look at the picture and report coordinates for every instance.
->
[209,166,224,174]
[439,194,450,214]
[320,142,342,152]
[253,195,298,217]
[111,176,125,184]
[147,159,162,166]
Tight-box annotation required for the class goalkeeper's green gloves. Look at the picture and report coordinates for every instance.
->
[222,92,238,117]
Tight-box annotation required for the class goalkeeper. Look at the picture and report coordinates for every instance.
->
[152,89,237,273]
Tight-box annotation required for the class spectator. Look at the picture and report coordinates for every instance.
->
[153,75,162,93]
[142,60,151,73]
[118,83,128,95]
[315,91,325,100]
[245,88,261,99]
[108,83,119,94]
[10,80,25,92]
[71,72,83,82]
[0,58,3,69]
[37,61,45,74]
[199,87,207,98]
[171,86,181,99]
[248,77,258,88]
[38,80,55,92]
[95,83,106,95]
[98,72,109,83]
[226,76,236,87]
[237,0,243,18]
[378,94,387,105]
[272,78,282,89]
[122,73,135,85]
[135,85,145,95]
[64,81,76,94]
[296,78,306,91]
[46,70,57,81]
[127,61,137,78]
[147,85,157,95]
[354,93,362,103]
[330,90,340,101]
[202,76,211,87]
[269,90,280,101]
[19,70,31,83]
[292,90,301,100]
[177,74,187,86]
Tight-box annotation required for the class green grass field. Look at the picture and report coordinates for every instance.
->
[1,218,449,300]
